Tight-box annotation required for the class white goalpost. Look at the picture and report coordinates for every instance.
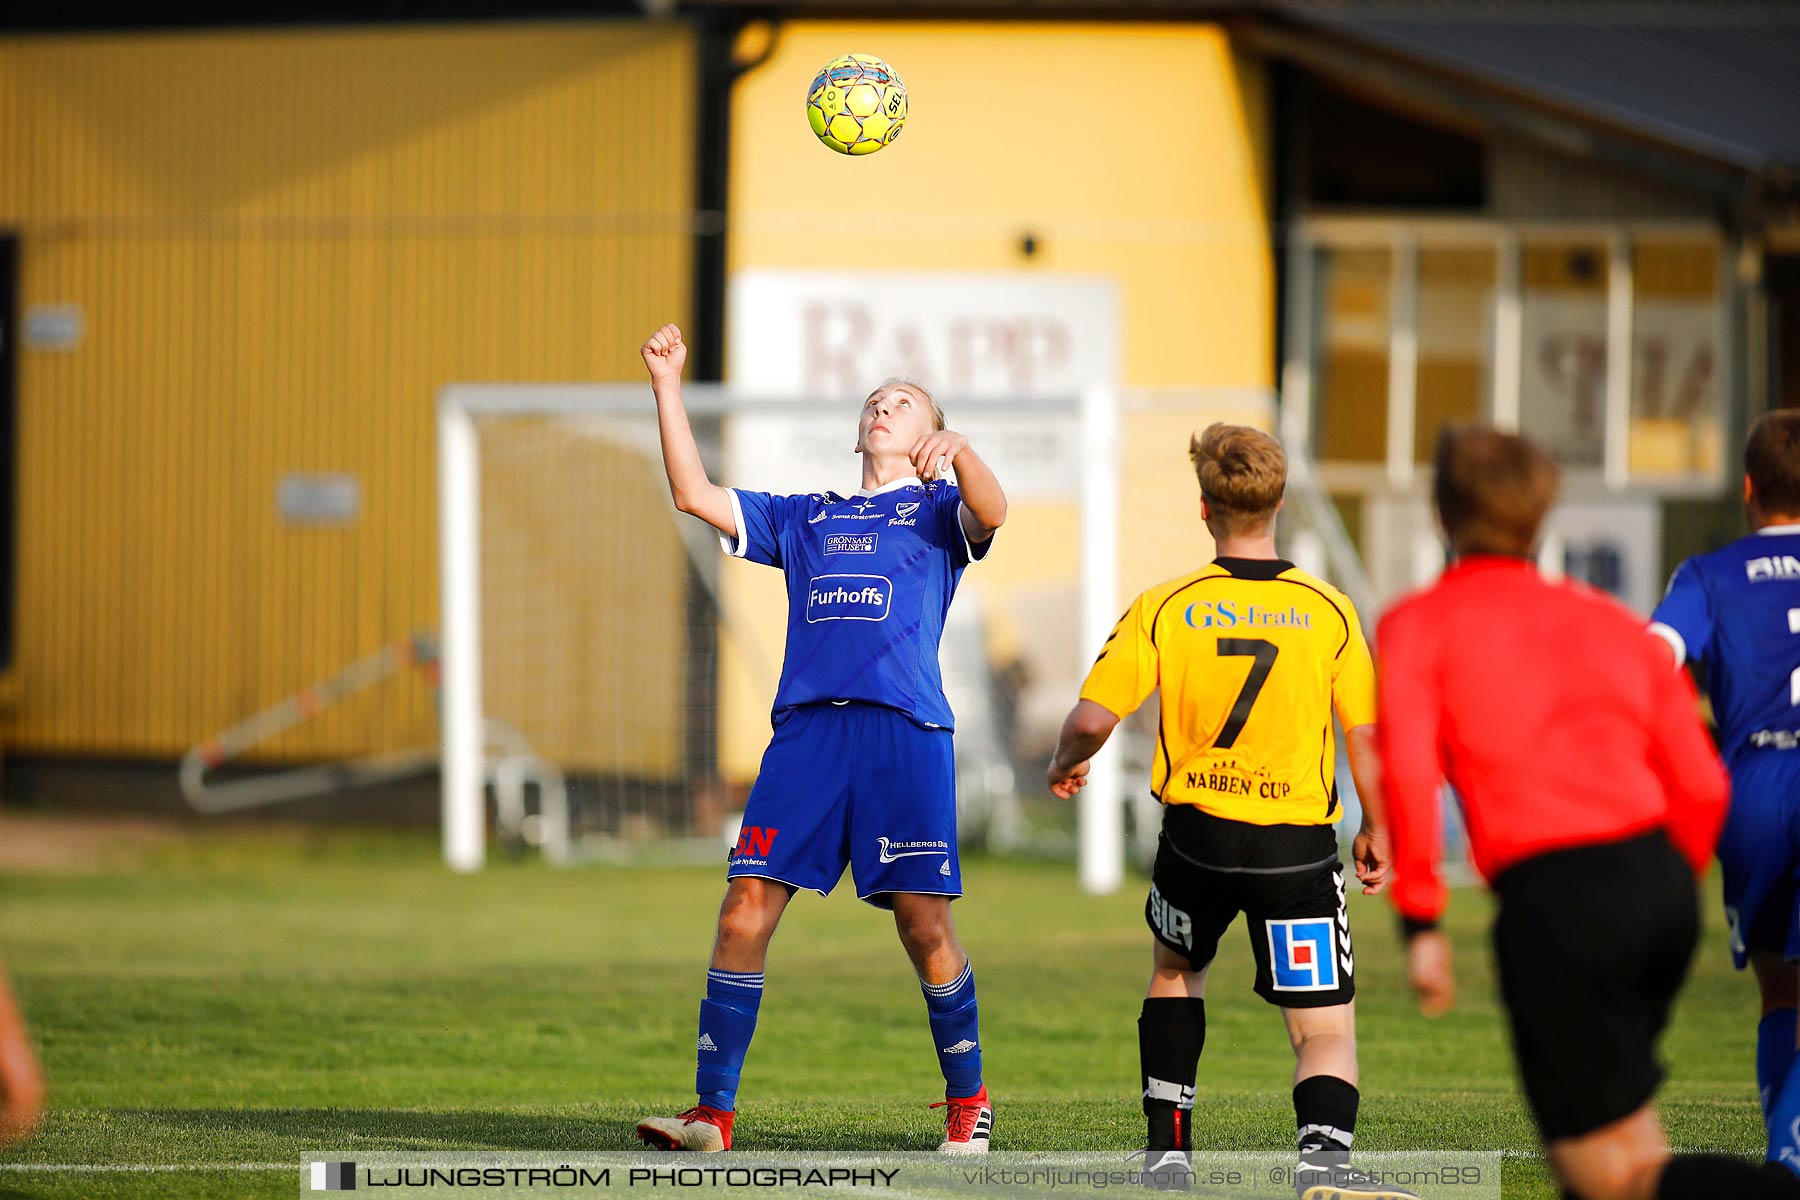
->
[436,383,1126,889]
[438,395,487,874]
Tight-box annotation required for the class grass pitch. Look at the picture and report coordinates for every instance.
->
[0,817,1768,1198]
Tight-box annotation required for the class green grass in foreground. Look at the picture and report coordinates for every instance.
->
[0,821,1769,1198]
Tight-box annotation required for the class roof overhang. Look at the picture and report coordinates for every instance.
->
[1235,11,1766,218]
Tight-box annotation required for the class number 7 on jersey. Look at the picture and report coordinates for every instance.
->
[1215,638,1279,749]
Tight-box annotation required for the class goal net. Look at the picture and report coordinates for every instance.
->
[436,383,1394,889]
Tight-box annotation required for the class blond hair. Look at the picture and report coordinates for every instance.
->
[1433,423,1559,557]
[869,377,946,431]
[1189,423,1286,537]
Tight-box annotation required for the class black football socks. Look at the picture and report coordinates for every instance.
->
[1294,1074,1358,1163]
[1139,998,1204,1150]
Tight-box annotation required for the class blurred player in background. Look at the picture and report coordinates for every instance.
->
[1375,425,1798,1200]
[632,324,1007,1153]
[0,955,43,1147]
[1648,411,1800,1173]
[1047,424,1410,1199]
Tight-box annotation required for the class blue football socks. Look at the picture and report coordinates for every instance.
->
[695,969,763,1112]
[1766,1028,1800,1175]
[921,960,983,1099]
[1758,1007,1798,1131]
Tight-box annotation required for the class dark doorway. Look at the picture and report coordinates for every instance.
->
[1294,81,1487,211]
[1770,254,1800,412]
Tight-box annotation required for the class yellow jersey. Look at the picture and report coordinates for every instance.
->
[1080,557,1375,826]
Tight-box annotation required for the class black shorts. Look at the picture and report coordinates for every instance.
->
[1144,805,1353,1009]
[1491,831,1698,1141]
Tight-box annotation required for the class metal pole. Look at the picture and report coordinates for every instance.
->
[438,395,486,872]
[1280,227,1316,452]
[1077,384,1123,895]
[1493,230,1523,431]
[1604,233,1635,491]
[1387,233,1419,488]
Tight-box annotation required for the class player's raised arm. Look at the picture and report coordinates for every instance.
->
[642,324,735,538]
[909,431,1006,543]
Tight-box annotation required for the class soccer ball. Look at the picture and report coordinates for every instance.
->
[807,54,907,156]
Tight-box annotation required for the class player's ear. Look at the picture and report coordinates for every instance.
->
[1744,473,1756,506]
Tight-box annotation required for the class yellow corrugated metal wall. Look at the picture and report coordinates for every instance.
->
[0,21,695,761]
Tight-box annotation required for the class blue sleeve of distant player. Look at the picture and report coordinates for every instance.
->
[935,483,992,568]
[1649,559,1714,667]
[720,489,801,568]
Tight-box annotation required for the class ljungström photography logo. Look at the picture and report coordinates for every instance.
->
[310,1161,357,1191]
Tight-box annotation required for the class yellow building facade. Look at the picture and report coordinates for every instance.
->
[0,22,696,762]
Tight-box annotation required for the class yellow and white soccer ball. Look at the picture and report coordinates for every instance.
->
[807,53,907,156]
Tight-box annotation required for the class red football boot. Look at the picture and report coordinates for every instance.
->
[931,1085,993,1154]
[636,1104,734,1152]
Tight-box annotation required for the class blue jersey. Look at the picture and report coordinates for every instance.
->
[1650,526,1800,763]
[720,477,989,730]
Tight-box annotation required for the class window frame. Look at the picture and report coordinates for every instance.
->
[1283,217,1734,499]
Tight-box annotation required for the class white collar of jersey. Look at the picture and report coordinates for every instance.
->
[854,476,926,498]
[1757,523,1800,535]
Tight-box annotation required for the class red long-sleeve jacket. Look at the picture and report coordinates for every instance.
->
[1376,556,1729,923]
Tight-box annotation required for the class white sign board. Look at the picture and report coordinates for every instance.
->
[1540,499,1664,616]
[725,272,1118,499]
[23,304,83,352]
[277,473,361,527]
[729,271,1118,399]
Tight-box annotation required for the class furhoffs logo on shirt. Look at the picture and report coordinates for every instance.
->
[806,574,892,623]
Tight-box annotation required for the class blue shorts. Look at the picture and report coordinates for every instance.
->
[727,702,961,908]
[1718,752,1800,969]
